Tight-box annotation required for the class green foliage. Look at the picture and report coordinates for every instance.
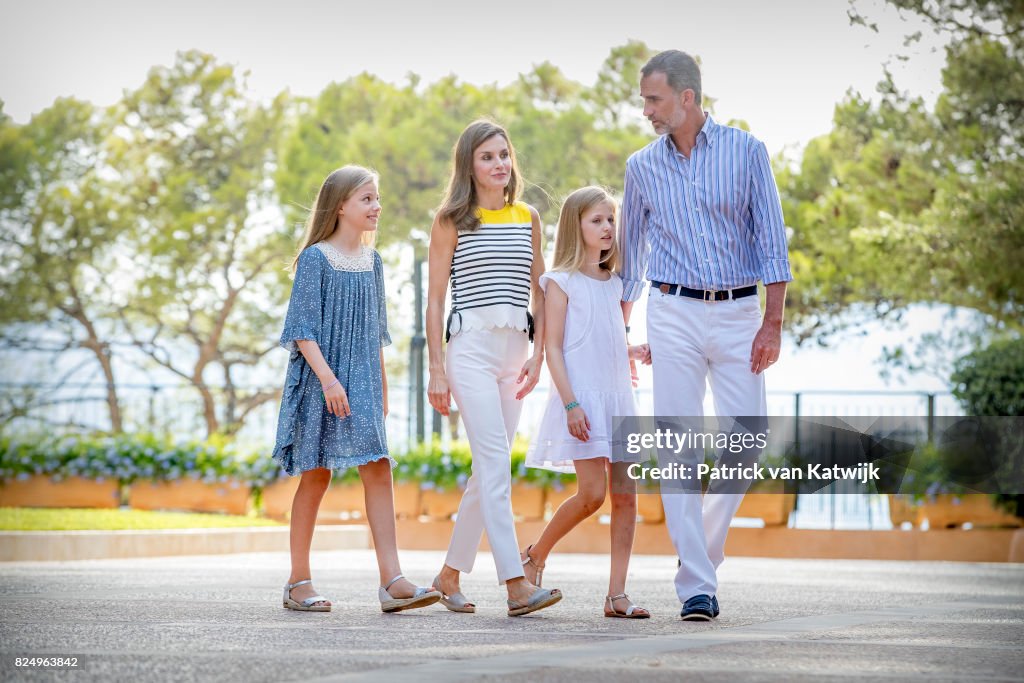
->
[951,338,1024,416]
[0,96,128,323]
[4,41,750,438]
[0,433,282,487]
[109,51,292,436]
[783,1,1023,347]
[275,50,653,251]
[895,444,975,498]
[1,432,576,492]
[389,437,573,492]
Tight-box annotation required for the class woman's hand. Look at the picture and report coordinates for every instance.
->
[323,381,351,418]
[515,354,543,400]
[428,371,451,416]
[567,406,591,442]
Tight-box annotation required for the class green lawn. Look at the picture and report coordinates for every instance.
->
[0,507,284,531]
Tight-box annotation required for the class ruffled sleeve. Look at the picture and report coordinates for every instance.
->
[374,250,392,348]
[279,247,324,355]
[538,270,571,297]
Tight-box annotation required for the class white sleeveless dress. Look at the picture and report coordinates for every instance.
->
[526,270,640,473]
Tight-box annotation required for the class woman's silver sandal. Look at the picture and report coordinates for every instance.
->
[433,573,476,613]
[521,544,545,587]
[508,586,562,617]
[604,593,650,619]
[283,579,331,612]
[378,574,441,613]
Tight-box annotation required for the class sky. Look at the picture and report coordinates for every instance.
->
[0,0,960,397]
[1,0,950,155]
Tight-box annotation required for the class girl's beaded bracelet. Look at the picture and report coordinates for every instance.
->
[564,400,579,412]
[322,378,340,394]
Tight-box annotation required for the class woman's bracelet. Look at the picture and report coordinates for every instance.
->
[322,378,340,393]
[564,400,579,412]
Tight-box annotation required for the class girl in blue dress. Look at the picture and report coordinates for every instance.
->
[273,165,440,614]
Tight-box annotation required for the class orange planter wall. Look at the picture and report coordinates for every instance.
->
[317,483,366,523]
[919,494,1022,529]
[420,487,464,520]
[261,478,299,520]
[511,485,545,521]
[0,476,120,509]
[129,479,250,516]
[736,493,796,527]
[888,495,924,528]
[545,486,575,520]
[393,483,421,519]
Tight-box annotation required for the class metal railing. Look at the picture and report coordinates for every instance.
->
[1,380,961,530]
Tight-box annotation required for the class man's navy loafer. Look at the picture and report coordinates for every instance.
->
[681,594,715,621]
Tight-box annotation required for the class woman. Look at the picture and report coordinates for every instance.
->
[426,119,562,617]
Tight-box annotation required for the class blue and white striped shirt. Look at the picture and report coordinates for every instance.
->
[619,114,792,302]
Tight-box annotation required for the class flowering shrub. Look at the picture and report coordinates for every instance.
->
[0,434,272,487]
[0,433,577,491]
[391,437,573,492]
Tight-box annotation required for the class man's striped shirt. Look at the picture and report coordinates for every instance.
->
[620,114,792,302]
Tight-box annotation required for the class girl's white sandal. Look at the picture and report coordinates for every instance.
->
[283,579,331,612]
[378,574,442,613]
[604,593,650,619]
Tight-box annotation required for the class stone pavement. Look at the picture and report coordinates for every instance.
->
[1,549,1022,682]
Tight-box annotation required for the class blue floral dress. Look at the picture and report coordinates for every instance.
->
[272,242,393,476]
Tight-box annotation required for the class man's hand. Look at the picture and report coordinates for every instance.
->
[750,321,781,375]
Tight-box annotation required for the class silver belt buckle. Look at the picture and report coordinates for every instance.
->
[704,288,717,302]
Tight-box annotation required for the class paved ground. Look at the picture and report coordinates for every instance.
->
[1,549,1022,682]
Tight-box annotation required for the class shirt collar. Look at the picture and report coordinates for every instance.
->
[662,112,718,154]
[699,112,719,145]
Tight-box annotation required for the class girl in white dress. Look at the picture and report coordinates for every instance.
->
[523,186,652,618]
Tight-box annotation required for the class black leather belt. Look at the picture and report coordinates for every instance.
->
[650,280,757,302]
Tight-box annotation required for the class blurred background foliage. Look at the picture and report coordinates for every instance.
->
[1,0,1021,440]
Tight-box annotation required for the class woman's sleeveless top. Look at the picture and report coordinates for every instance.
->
[448,202,533,336]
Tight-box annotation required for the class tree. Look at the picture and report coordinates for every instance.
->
[0,98,133,432]
[1,42,696,439]
[108,51,290,437]
[276,44,656,251]
[781,0,1023,350]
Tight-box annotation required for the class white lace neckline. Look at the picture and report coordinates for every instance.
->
[314,242,373,272]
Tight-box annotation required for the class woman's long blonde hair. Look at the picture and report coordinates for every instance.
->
[291,165,378,271]
[437,119,523,233]
[550,186,619,274]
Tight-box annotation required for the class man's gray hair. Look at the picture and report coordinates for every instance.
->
[642,50,702,102]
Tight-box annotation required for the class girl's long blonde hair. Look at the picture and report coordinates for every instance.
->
[550,186,619,274]
[437,119,523,233]
[291,165,378,271]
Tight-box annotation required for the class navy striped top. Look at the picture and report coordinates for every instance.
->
[619,114,792,301]
[449,202,533,332]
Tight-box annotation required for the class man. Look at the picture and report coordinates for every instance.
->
[620,50,792,621]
